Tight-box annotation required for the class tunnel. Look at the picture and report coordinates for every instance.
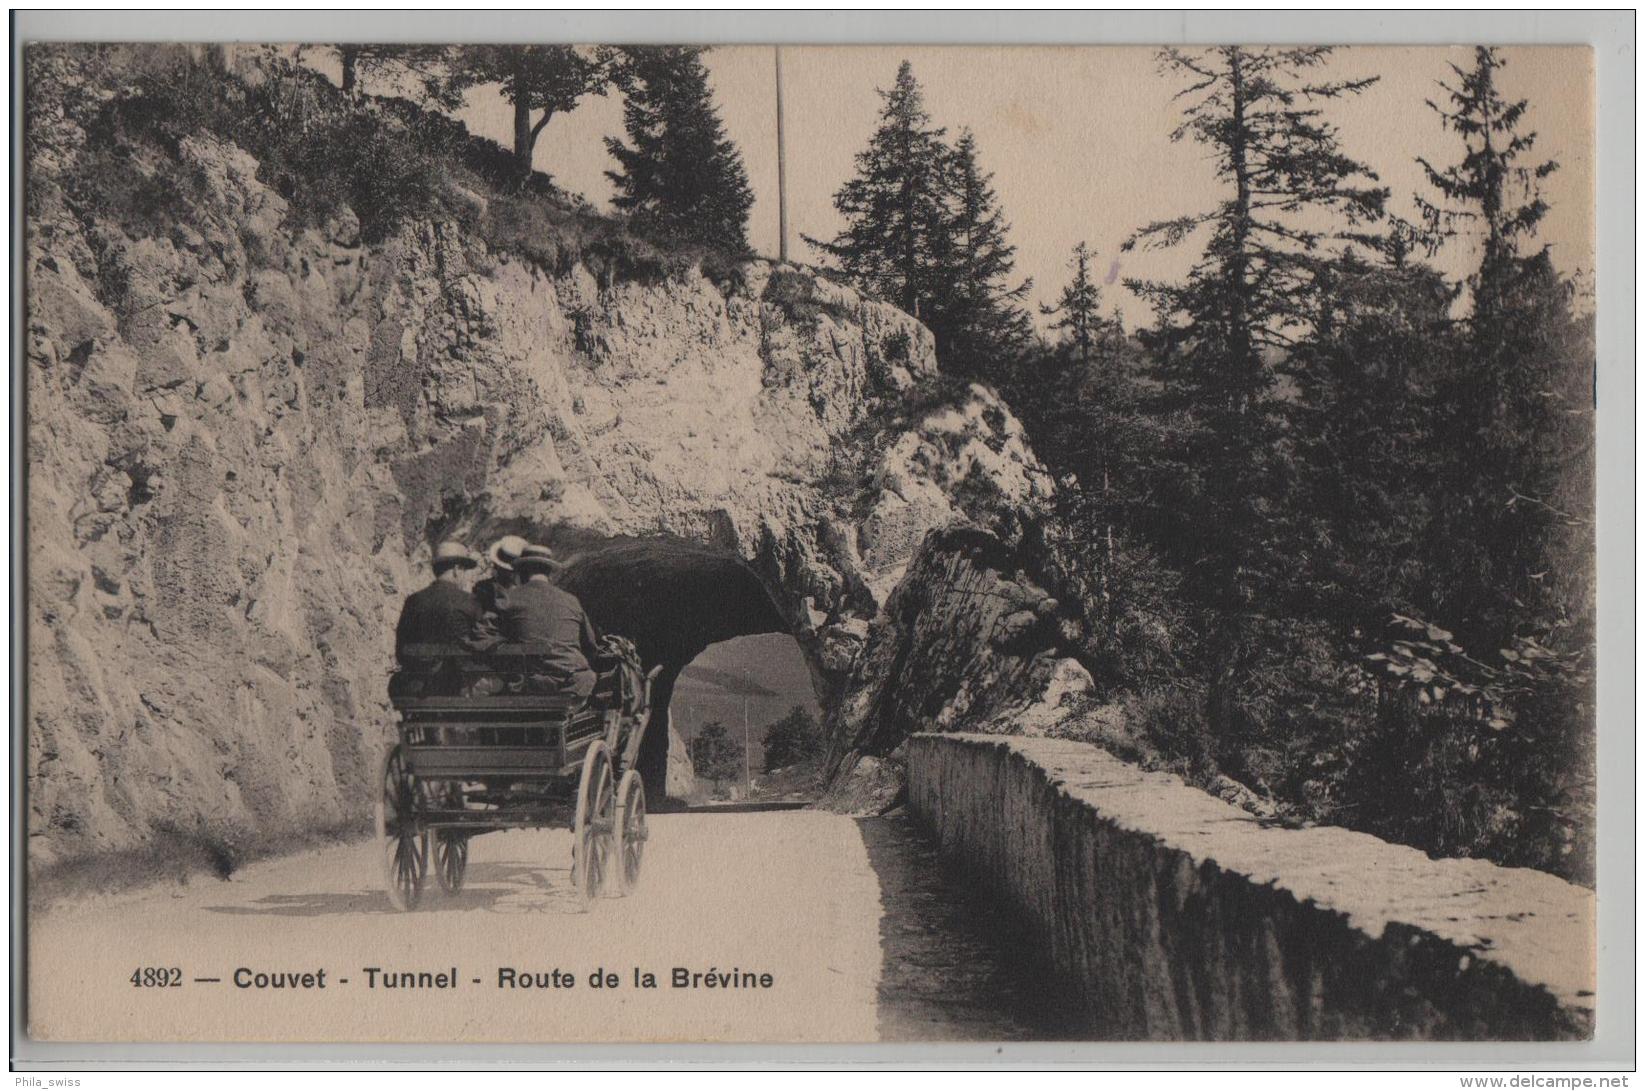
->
[548,534,815,800]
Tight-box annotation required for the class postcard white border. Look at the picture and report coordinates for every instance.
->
[8,7,1634,1072]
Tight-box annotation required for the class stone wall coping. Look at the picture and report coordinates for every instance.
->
[911,733,1596,1015]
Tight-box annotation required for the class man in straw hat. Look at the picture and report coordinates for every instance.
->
[473,534,528,616]
[394,540,483,658]
[483,543,600,699]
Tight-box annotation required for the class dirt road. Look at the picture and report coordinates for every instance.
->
[28,809,1069,1044]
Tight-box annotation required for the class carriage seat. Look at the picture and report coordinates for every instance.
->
[390,642,632,709]
[391,643,603,754]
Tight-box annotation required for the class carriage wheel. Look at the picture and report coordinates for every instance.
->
[614,769,648,896]
[376,745,427,911]
[433,830,469,894]
[570,741,615,905]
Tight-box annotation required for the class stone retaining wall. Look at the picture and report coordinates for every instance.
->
[906,733,1595,1040]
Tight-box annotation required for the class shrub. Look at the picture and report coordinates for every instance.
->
[1130,687,1216,782]
[691,721,744,786]
[75,51,448,244]
[761,706,822,772]
[61,48,753,288]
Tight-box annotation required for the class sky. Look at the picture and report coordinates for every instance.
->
[448,45,1595,330]
[316,46,1595,747]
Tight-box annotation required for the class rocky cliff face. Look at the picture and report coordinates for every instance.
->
[26,56,1075,877]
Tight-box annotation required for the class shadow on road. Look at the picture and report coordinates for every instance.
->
[675,800,813,815]
[203,862,585,917]
[854,813,1082,1043]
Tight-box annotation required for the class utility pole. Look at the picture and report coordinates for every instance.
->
[775,44,790,264]
[743,695,752,796]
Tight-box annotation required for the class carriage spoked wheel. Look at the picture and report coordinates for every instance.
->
[614,769,648,896]
[570,741,616,906]
[377,745,428,911]
[428,781,469,895]
[433,830,469,894]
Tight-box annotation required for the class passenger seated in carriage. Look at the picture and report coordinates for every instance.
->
[394,540,483,662]
[468,543,600,700]
[473,534,527,616]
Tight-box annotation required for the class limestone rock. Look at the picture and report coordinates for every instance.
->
[664,722,696,800]
[26,56,1062,873]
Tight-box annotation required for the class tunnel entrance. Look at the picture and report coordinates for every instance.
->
[672,634,824,803]
[545,533,826,802]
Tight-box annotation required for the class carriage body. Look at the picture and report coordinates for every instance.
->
[377,642,653,910]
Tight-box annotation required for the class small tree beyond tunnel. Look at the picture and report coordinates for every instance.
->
[554,536,809,800]
[675,635,824,800]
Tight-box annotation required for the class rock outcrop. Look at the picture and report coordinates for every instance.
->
[26,53,1065,874]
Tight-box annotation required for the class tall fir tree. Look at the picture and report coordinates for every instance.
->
[1402,49,1593,875]
[1041,241,1105,363]
[1123,46,1386,620]
[805,61,951,317]
[1287,244,1454,625]
[604,46,754,253]
[1413,47,1579,652]
[810,69,1030,380]
[1415,47,1560,326]
[927,129,1033,377]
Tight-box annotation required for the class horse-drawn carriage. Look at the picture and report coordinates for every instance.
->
[378,641,657,910]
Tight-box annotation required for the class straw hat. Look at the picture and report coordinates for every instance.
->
[431,540,478,571]
[487,534,529,571]
[512,543,562,576]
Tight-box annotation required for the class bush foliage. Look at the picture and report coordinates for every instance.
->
[52,45,750,283]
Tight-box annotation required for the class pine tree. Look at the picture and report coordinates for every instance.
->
[1124,46,1386,619]
[1414,47,1577,652]
[603,46,754,253]
[1415,47,1560,325]
[926,129,1033,377]
[1289,244,1454,624]
[810,71,1030,380]
[1041,241,1105,363]
[760,705,822,772]
[805,61,951,317]
[690,721,744,787]
[446,46,611,178]
[1315,50,1592,878]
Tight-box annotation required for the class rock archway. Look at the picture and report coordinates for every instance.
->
[25,78,1082,868]
[554,535,797,798]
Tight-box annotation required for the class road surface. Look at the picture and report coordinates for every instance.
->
[28,809,1071,1043]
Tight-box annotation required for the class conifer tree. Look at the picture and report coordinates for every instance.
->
[811,71,1030,379]
[604,46,754,253]
[1413,47,1580,653]
[928,129,1033,376]
[1307,50,1591,875]
[1124,46,1386,618]
[760,706,822,772]
[691,721,744,788]
[1041,241,1105,363]
[1288,244,1454,623]
[1415,47,1560,325]
[806,61,951,317]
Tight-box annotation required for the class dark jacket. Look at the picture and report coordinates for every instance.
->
[394,580,483,657]
[482,578,600,697]
[472,575,513,617]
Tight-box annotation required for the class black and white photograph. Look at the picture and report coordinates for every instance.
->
[16,21,1616,1056]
